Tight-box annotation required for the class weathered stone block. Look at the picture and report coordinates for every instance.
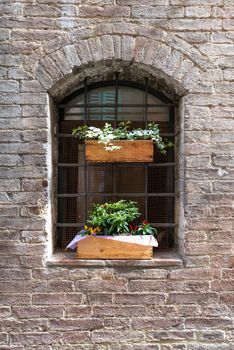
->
[50,50,72,76]
[100,35,114,60]
[223,19,234,30]
[0,105,21,118]
[21,230,46,243]
[75,40,92,64]
[79,5,130,17]
[0,80,19,93]
[32,293,83,305]
[20,80,44,93]
[169,19,222,31]
[114,293,166,305]
[50,318,103,331]
[63,44,81,68]
[185,6,211,17]
[23,5,61,17]
[0,3,21,16]
[132,6,184,18]
[121,36,134,61]
[75,279,127,292]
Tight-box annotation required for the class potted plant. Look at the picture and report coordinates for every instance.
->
[66,200,158,260]
[72,122,172,162]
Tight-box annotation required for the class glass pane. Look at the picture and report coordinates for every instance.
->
[117,107,145,121]
[64,85,168,121]
[147,107,169,122]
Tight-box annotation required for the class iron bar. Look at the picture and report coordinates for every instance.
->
[84,77,88,222]
[57,193,176,197]
[58,162,177,167]
[58,133,177,138]
[60,103,174,108]
[56,223,176,228]
[114,72,119,128]
[144,77,148,220]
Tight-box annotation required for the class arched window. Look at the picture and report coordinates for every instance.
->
[56,78,175,250]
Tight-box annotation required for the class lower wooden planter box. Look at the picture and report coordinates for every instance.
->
[76,235,158,260]
[85,140,153,163]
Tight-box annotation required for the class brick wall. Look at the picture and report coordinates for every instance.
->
[0,0,234,349]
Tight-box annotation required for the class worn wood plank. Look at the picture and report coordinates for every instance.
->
[77,236,153,260]
[85,140,154,163]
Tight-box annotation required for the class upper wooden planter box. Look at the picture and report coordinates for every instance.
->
[85,140,154,163]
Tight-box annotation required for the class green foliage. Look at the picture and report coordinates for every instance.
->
[72,121,173,154]
[87,199,141,235]
[137,220,157,236]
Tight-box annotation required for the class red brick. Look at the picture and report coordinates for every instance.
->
[211,280,234,292]
[169,268,216,280]
[87,293,113,305]
[222,269,234,279]
[0,281,46,293]
[0,268,31,280]
[103,317,132,330]
[47,280,74,292]
[147,330,195,341]
[50,318,103,331]
[79,5,130,17]
[10,332,56,346]
[167,293,219,305]
[32,293,83,305]
[129,280,182,292]
[65,306,92,318]
[56,331,89,344]
[12,306,64,319]
[114,293,166,305]
[186,317,233,330]
[0,294,31,306]
[183,281,210,292]
[75,279,127,292]
[210,255,234,268]
[91,330,144,342]
[131,317,184,330]
[93,305,146,317]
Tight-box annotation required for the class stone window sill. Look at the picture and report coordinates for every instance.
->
[47,249,183,268]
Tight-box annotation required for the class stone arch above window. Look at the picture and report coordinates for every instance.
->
[24,26,215,100]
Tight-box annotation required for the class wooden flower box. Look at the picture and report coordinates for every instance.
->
[85,140,153,163]
[76,235,157,260]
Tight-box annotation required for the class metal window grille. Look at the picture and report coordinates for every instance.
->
[57,76,175,249]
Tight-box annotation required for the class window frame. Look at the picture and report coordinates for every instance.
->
[56,78,176,250]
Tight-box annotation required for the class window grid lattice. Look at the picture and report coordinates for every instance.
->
[57,80,175,249]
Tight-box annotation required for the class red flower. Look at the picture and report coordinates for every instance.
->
[143,219,148,225]
[129,224,133,231]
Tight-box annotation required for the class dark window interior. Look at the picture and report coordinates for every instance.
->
[57,79,175,250]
